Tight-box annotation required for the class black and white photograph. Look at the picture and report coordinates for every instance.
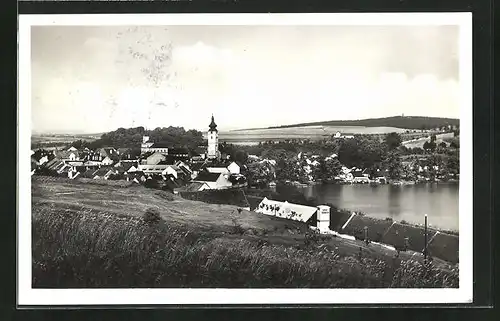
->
[18,13,473,305]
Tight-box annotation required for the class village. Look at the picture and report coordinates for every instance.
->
[31,113,461,197]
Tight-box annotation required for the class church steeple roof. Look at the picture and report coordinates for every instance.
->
[209,114,218,132]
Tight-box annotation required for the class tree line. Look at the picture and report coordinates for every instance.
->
[67,126,205,154]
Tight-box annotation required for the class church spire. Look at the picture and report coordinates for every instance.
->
[209,114,218,132]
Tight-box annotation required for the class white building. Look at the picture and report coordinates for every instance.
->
[192,171,232,190]
[207,114,220,160]
[227,162,240,174]
[255,198,331,230]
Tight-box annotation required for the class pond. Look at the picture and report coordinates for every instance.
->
[275,183,459,231]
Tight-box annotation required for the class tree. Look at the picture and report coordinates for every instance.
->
[385,132,402,150]
[233,150,249,164]
[276,159,304,182]
[383,152,403,180]
[320,157,343,181]
[423,140,436,152]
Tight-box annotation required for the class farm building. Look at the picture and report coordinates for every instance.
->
[255,198,331,230]
[191,171,233,190]
[255,197,317,222]
[352,171,370,184]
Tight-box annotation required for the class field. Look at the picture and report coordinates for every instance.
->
[31,176,458,288]
[31,133,101,149]
[402,132,455,149]
[215,126,408,144]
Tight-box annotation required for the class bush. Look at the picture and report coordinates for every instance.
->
[143,208,162,225]
[230,217,246,235]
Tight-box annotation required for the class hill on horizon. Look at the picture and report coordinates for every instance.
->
[232,116,460,132]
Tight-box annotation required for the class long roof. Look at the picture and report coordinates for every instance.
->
[256,197,317,222]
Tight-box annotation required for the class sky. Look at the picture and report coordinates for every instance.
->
[31,25,460,134]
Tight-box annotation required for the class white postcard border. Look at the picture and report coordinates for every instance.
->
[18,12,473,305]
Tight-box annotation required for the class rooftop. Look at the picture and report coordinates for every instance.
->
[193,171,221,182]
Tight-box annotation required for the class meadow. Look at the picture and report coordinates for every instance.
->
[215,126,408,144]
[31,176,458,288]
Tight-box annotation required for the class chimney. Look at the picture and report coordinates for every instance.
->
[316,205,330,231]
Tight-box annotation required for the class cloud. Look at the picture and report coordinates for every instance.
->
[30,25,461,133]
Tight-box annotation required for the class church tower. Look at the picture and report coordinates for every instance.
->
[207,114,220,160]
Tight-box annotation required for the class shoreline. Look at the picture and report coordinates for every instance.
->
[247,183,459,236]
[279,179,459,187]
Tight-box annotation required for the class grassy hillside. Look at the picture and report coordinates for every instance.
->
[31,176,458,288]
[236,116,459,131]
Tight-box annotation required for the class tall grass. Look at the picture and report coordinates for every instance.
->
[32,204,458,288]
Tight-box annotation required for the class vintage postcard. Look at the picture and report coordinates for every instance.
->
[18,13,472,305]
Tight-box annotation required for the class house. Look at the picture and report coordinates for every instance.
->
[101,156,117,166]
[148,143,169,154]
[92,167,119,180]
[168,147,190,160]
[36,155,49,166]
[82,160,102,171]
[141,136,154,153]
[53,149,80,161]
[175,161,192,175]
[192,171,233,190]
[190,161,208,179]
[81,150,102,162]
[99,148,119,162]
[119,149,140,162]
[137,164,170,176]
[126,171,147,184]
[333,132,354,139]
[352,171,370,184]
[67,146,78,152]
[115,161,139,173]
[255,197,318,223]
[164,165,185,180]
[227,161,240,175]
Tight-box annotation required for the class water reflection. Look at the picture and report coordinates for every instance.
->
[387,185,402,218]
[273,183,459,230]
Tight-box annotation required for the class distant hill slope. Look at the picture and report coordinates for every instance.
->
[235,116,459,131]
